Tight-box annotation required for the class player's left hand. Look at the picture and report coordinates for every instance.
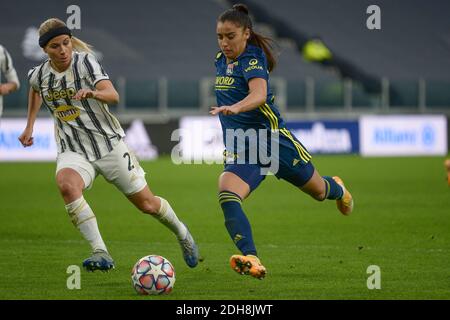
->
[209,105,240,116]
[74,89,95,100]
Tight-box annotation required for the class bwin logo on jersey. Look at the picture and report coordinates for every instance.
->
[54,105,80,122]
[45,88,76,102]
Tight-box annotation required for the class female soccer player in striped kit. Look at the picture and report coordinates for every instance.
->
[210,4,354,279]
[18,18,199,272]
[0,44,20,118]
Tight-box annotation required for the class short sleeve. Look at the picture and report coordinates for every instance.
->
[1,46,20,88]
[82,53,109,87]
[28,67,39,92]
[215,51,222,62]
[0,46,8,73]
[241,54,268,82]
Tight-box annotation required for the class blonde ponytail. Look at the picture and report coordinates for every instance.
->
[71,36,93,53]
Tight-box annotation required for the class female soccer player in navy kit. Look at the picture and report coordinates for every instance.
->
[210,4,354,279]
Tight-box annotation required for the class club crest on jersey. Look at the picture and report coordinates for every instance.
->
[44,88,76,102]
[226,61,238,75]
[226,63,234,75]
[54,105,80,122]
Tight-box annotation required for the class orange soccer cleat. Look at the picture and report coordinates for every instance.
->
[332,176,354,215]
[445,159,450,186]
[230,254,266,279]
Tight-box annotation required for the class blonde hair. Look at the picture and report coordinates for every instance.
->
[39,18,93,53]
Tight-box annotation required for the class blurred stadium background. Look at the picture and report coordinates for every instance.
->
[1,0,449,300]
[1,0,449,158]
[1,0,449,159]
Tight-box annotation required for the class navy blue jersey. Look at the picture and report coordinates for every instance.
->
[214,44,286,134]
[214,44,312,181]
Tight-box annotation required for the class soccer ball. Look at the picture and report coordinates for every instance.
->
[131,255,176,295]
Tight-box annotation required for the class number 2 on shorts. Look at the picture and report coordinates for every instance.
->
[123,152,135,171]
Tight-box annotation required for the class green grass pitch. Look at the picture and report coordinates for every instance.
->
[0,155,449,299]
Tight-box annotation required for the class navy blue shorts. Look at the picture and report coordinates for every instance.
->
[223,129,315,192]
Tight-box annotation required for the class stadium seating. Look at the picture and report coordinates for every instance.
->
[125,79,159,110]
[1,0,449,111]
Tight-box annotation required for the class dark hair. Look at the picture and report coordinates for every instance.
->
[218,3,276,72]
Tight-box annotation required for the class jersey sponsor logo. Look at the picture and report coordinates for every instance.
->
[223,150,239,162]
[215,76,235,86]
[245,59,263,72]
[44,87,76,102]
[244,65,264,72]
[54,105,81,122]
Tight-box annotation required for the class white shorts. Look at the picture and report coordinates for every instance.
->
[56,140,147,196]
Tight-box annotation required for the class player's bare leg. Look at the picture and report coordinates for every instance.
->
[56,168,84,204]
[127,186,199,268]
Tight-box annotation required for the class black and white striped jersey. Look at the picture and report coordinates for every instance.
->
[0,44,20,115]
[28,51,125,161]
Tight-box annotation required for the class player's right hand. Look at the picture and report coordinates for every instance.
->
[18,129,34,147]
[210,105,240,116]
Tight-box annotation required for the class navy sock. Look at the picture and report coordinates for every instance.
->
[323,176,344,200]
[219,191,257,256]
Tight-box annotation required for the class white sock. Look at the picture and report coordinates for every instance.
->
[65,196,108,253]
[154,197,188,240]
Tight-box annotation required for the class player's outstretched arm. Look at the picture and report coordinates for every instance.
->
[18,88,42,147]
[0,82,18,96]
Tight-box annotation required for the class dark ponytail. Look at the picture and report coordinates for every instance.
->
[232,3,249,15]
[218,3,277,72]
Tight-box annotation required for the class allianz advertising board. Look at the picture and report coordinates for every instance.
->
[359,115,447,156]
